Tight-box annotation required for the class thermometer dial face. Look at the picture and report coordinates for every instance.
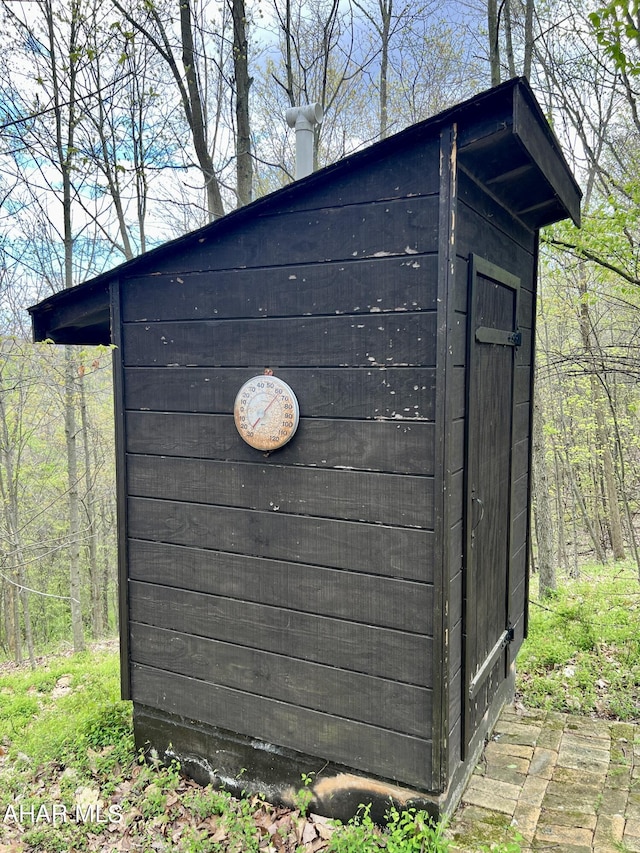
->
[234,375,299,451]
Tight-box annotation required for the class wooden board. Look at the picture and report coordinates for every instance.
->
[463,254,520,753]
[131,663,433,788]
[127,497,434,580]
[270,139,441,213]
[127,539,433,631]
[513,85,581,227]
[128,581,432,684]
[130,622,431,737]
[125,411,435,475]
[122,312,437,368]
[457,177,535,289]
[140,197,440,274]
[127,455,433,529]
[124,366,437,421]
[122,255,438,323]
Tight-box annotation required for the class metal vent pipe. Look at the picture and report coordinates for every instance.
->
[285,103,323,180]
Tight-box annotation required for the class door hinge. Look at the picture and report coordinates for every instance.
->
[475,327,522,347]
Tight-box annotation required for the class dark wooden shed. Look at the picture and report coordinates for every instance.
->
[29,78,581,820]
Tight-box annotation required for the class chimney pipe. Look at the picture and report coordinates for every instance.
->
[286,103,323,180]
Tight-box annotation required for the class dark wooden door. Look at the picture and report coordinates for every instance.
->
[463,254,520,753]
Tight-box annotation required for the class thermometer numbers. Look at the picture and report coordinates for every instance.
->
[234,376,299,451]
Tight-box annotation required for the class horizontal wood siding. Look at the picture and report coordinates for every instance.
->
[129,583,431,684]
[128,497,433,580]
[124,366,437,420]
[125,411,434,475]
[122,256,438,323]
[128,540,431,632]
[130,623,431,736]
[268,138,441,213]
[131,664,432,788]
[127,455,433,528]
[123,192,440,786]
[137,196,439,275]
[122,312,437,368]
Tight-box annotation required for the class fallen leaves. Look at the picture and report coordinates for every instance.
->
[0,763,341,853]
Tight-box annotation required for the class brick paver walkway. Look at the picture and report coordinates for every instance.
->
[447,706,640,852]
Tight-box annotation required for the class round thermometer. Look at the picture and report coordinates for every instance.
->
[234,375,299,451]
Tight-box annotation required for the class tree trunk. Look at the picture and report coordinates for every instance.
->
[576,266,625,561]
[602,378,640,574]
[17,556,36,668]
[65,349,85,652]
[0,380,35,667]
[230,0,253,207]
[552,448,568,570]
[554,378,591,573]
[488,0,501,85]
[99,497,112,632]
[591,387,626,560]
[2,569,19,661]
[47,0,85,651]
[12,584,21,665]
[379,0,392,139]
[179,0,225,220]
[563,449,607,565]
[504,0,516,77]
[112,0,225,221]
[523,0,534,79]
[532,396,556,597]
[79,372,102,638]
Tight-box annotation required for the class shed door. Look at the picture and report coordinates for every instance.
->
[463,254,520,753]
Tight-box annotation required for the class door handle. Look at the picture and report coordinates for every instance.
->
[472,496,485,531]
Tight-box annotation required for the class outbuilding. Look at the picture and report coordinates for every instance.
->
[29,77,581,820]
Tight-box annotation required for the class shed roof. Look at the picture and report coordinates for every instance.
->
[29,77,581,347]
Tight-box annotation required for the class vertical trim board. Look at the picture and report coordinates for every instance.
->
[431,122,459,791]
[111,277,131,700]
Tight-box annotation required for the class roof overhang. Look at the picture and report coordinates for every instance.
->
[30,276,113,346]
[456,81,581,229]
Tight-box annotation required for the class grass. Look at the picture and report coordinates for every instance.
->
[516,560,640,718]
[0,646,449,852]
[1,561,639,852]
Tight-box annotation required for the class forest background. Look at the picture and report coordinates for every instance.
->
[0,0,639,664]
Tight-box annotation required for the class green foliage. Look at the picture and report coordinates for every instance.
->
[21,825,70,852]
[292,771,315,815]
[327,804,381,852]
[0,692,40,735]
[384,806,449,852]
[0,339,118,660]
[178,785,262,852]
[517,563,640,717]
[182,783,237,819]
[589,1,640,75]
[328,804,449,852]
[478,832,523,853]
[82,699,132,750]
[0,648,131,782]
